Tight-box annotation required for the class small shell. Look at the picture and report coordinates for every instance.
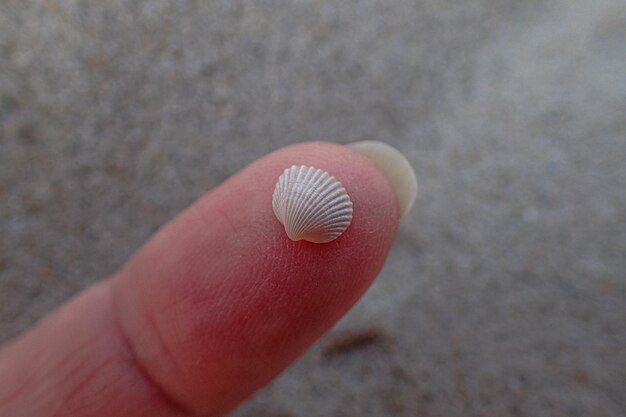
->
[272,165,353,243]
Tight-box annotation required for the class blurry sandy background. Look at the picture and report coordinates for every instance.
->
[1,0,625,416]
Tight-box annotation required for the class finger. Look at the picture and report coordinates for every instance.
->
[0,141,404,417]
[113,141,401,415]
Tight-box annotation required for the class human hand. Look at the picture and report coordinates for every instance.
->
[0,141,416,417]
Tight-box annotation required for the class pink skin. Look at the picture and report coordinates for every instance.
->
[0,142,399,417]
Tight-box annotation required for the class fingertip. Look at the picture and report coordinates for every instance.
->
[262,141,401,244]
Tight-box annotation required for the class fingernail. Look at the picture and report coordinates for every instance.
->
[347,141,417,220]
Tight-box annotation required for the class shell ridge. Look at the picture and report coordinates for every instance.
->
[284,166,308,238]
[319,190,350,210]
[272,169,287,220]
[276,166,294,221]
[288,168,332,237]
[289,167,325,237]
[272,165,353,243]
[302,205,352,237]
[287,166,323,240]
[307,208,353,231]
[277,166,293,219]
[298,178,352,234]
[293,173,342,232]
[305,194,353,230]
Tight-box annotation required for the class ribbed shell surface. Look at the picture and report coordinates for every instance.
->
[272,165,353,243]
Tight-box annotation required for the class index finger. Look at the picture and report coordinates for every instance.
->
[0,141,410,417]
[112,141,402,415]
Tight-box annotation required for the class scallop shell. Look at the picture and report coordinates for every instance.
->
[272,165,353,243]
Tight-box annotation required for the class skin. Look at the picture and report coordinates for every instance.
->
[0,142,400,417]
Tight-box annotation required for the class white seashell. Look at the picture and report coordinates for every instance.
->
[272,165,353,243]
